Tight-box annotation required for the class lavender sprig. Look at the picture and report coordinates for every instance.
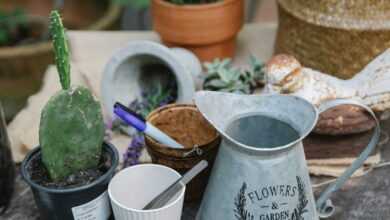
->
[123,134,144,167]
[119,81,177,168]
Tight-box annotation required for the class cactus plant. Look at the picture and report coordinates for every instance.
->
[203,56,265,94]
[39,11,105,181]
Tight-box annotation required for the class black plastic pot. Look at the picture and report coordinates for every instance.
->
[21,142,118,220]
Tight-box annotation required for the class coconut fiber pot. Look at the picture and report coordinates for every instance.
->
[275,0,390,79]
[21,142,119,220]
[152,0,244,62]
[145,104,221,202]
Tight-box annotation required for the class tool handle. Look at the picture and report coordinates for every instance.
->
[316,99,380,218]
[143,160,208,210]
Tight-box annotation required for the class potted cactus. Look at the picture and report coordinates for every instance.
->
[151,0,244,62]
[20,11,118,220]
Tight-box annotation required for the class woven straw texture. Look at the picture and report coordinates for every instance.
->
[275,0,390,79]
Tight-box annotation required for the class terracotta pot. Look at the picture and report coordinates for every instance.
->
[152,0,244,62]
[144,104,221,202]
[0,0,121,120]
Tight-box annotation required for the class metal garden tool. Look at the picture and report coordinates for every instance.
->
[143,160,208,210]
[194,91,380,219]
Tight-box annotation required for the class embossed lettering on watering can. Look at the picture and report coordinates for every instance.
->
[194,91,380,220]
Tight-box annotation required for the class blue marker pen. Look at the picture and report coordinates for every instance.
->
[113,102,183,149]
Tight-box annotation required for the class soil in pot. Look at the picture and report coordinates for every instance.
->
[26,149,113,189]
[150,106,217,148]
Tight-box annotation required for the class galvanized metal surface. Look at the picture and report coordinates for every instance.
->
[194,91,379,220]
[195,92,318,220]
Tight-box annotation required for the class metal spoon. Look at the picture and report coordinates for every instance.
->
[143,160,208,210]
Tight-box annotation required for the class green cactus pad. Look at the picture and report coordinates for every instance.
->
[39,10,105,181]
[40,86,105,181]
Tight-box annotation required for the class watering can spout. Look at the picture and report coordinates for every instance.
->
[194,91,240,135]
[194,91,318,144]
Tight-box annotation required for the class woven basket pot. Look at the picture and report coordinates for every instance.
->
[275,0,390,79]
[145,104,221,202]
[0,0,121,120]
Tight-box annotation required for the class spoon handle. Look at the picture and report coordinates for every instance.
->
[143,160,208,210]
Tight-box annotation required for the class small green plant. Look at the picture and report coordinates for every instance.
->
[39,11,105,181]
[0,8,27,46]
[203,56,265,94]
[113,0,220,7]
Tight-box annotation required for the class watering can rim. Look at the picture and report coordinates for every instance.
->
[194,91,319,153]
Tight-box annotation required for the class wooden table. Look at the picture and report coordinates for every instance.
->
[4,121,390,220]
[3,24,390,220]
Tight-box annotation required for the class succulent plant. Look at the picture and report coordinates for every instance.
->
[203,56,265,94]
[39,11,105,181]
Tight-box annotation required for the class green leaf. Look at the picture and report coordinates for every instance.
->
[204,79,229,89]
[218,68,233,82]
[219,58,231,68]
[202,55,264,94]
[50,10,71,90]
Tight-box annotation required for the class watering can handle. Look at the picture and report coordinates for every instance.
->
[315,99,380,218]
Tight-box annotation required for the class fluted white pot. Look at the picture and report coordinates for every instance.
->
[108,164,185,220]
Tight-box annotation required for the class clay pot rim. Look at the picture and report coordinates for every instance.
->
[153,0,238,11]
[146,103,220,152]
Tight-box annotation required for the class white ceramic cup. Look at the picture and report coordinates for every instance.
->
[108,164,185,220]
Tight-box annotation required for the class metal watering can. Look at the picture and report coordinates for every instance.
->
[194,91,380,220]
